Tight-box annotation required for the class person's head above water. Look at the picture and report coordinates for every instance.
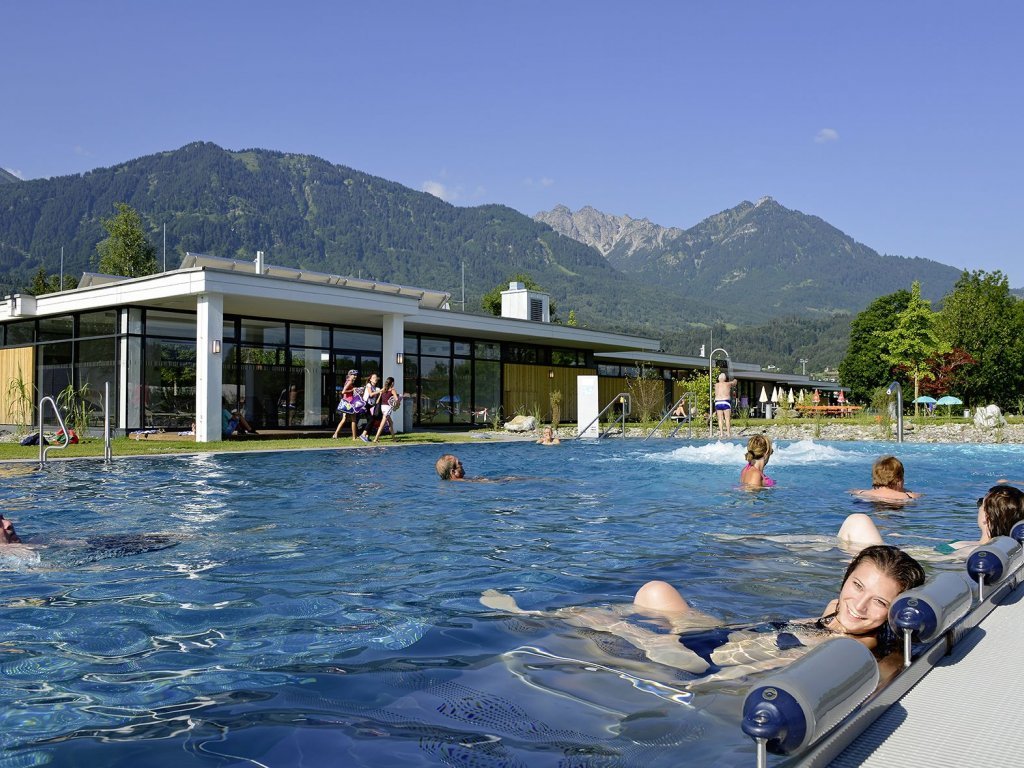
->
[435,454,465,480]
[978,484,1024,539]
[0,514,20,545]
[745,434,772,464]
[831,544,925,638]
[871,456,906,490]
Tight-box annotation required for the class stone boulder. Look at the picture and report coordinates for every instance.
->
[974,404,1007,429]
[504,415,537,433]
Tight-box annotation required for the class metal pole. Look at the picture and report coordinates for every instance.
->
[886,381,904,443]
[60,245,64,289]
[163,223,167,271]
[104,381,112,462]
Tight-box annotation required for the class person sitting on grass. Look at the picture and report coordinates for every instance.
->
[222,400,256,438]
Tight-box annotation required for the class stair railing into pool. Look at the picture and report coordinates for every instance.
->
[576,392,631,439]
[644,391,694,441]
[38,395,71,467]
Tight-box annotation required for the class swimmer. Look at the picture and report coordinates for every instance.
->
[839,484,1024,556]
[483,545,925,679]
[850,455,920,503]
[435,454,465,480]
[536,426,560,445]
[740,434,774,488]
[1,514,21,544]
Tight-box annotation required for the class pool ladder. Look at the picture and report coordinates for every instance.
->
[644,392,696,441]
[37,396,70,467]
[37,383,114,467]
[576,392,631,439]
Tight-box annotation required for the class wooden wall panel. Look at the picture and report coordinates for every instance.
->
[502,364,596,423]
[0,347,35,426]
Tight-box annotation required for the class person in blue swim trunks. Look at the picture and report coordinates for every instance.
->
[838,484,1024,557]
[713,373,738,438]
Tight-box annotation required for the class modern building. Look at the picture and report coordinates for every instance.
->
[1,253,844,442]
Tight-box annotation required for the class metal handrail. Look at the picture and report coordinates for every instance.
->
[576,392,632,439]
[887,381,904,443]
[38,396,70,467]
[644,391,696,441]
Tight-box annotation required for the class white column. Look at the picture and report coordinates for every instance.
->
[195,294,224,443]
[381,313,406,433]
[303,326,323,426]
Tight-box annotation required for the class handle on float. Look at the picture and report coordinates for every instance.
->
[742,637,878,761]
[966,536,1022,601]
[888,572,973,668]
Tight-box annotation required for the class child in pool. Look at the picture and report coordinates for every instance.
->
[740,434,774,488]
[850,455,920,503]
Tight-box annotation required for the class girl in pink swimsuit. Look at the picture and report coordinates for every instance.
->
[740,434,775,488]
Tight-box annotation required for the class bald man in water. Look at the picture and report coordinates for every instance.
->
[1,514,21,544]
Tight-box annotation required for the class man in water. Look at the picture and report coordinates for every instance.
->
[436,454,466,480]
[1,514,21,544]
[714,372,738,438]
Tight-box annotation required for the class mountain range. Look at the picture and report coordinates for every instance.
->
[0,143,971,371]
[534,200,963,317]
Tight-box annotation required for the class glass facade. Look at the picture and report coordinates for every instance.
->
[2,302,626,434]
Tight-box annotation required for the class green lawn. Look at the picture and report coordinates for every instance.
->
[0,430,491,462]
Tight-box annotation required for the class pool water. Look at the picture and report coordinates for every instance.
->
[1,439,1018,766]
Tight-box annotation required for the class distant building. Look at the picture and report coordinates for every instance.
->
[1,253,843,442]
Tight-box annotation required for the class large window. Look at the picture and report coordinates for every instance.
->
[143,338,196,429]
[404,335,501,426]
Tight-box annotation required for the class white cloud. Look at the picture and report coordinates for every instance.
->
[422,180,458,202]
[74,145,95,157]
[524,176,556,188]
[3,167,25,179]
[814,128,839,144]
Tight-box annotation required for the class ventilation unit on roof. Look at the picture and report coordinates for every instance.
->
[501,282,550,323]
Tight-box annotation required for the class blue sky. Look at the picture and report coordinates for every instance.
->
[3,1,1022,287]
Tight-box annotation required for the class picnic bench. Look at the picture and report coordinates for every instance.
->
[795,405,863,417]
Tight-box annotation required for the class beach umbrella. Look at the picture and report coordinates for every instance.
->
[912,395,937,405]
[935,395,963,417]
[758,386,768,403]
[813,389,820,404]
[837,390,846,404]
[771,387,779,403]
[787,388,795,405]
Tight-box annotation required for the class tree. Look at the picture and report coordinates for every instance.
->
[96,202,157,277]
[27,266,77,295]
[879,281,946,414]
[936,270,1024,408]
[481,273,558,321]
[838,289,911,402]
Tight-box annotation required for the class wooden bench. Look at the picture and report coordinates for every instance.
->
[795,405,863,417]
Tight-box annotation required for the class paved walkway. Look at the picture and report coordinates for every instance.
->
[830,580,1024,766]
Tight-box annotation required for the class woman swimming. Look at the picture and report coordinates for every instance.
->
[740,434,774,488]
[483,545,925,679]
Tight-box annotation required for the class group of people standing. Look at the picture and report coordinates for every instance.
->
[332,370,403,442]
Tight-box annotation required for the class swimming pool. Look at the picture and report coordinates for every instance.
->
[1,439,1018,766]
